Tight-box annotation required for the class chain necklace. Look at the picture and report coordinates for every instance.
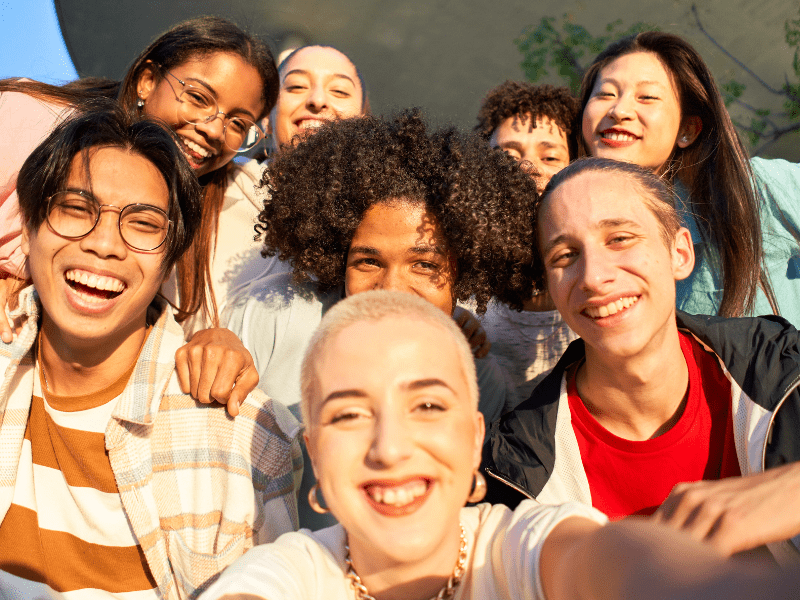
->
[344,523,468,600]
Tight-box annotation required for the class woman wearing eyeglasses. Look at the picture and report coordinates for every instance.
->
[0,16,277,412]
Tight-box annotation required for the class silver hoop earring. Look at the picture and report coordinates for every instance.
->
[467,471,487,503]
[308,483,330,514]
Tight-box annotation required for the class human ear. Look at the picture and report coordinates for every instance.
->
[676,116,702,148]
[303,430,319,478]
[472,411,485,470]
[136,62,159,102]
[21,225,30,257]
[671,227,695,281]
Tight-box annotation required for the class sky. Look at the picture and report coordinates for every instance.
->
[0,0,77,83]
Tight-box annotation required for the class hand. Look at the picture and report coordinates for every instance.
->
[174,327,259,417]
[452,306,491,358]
[652,463,800,556]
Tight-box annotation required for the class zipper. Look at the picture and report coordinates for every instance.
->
[484,467,535,501]
[761,374,800,470]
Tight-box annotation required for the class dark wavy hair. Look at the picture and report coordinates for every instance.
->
[475,81,579,159]
[256,110,540,312]
[578,31,775,317]
[16,105,202,273]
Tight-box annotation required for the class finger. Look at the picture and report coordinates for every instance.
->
[174,346,192,394]
[227,367,259,418]
[208,351,247,405]
[452,307,469,328]
[473,337,491,359]
[194,347,224,404]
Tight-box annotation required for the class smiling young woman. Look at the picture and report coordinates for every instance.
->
[578,32,800,324]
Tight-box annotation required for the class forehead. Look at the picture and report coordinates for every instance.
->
[540,171,662,240]
[353,200,443,245]
[598,51,676,92]
[313,316,468,399]
[282,47,360,84]
[172,52,265,116]
[491,114,568,147]
[67,146,169,210]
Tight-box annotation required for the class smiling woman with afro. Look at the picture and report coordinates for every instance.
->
[223,109,540,531]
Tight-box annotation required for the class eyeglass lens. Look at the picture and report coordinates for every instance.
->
[176,85,261,152]
[47,192,170,251]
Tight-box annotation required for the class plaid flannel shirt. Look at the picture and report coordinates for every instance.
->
[0,287,302,600]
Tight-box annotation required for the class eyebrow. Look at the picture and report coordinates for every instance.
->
[348,244,446,256]
[537,140,568,151]
[283,69,356,88]
[404,378,456,394]
[183,76,258,120]
[322,389,369,403]
[542,218,643,254]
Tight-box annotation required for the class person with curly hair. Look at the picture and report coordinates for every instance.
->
[475,81,581,403]
[476,81,578,194]
[223,109,539,529]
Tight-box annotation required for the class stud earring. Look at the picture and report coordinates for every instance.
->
[681,135,689,143]
[137,98,145,109]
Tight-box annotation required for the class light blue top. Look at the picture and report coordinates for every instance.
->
[223,272,515,530]
[676,157,800,326]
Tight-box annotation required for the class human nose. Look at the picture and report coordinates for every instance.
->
[193,112,226,142]
[579,245,616,294]
[367,409,413,467]
[79,207,127,259]
[306,83,328,112]
[607,93,635,121]
[374,267,406,292]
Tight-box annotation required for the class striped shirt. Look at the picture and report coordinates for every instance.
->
[0,287,302,600]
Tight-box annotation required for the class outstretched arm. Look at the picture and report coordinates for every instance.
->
[651,462,800,555]
[541,517,796,600]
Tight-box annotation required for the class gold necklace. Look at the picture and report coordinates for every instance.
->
[344,523,468,600]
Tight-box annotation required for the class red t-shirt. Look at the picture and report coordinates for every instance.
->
[568,332,741,520]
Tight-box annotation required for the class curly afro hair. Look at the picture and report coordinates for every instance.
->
[475,81,579,160]
[256,109,540,312]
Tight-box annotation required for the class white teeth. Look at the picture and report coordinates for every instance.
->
[183,138,210,158]
[65,269,126,293]
[585,296,639,319]
[366,480,428,507]
[602,131,637,142]
[299,120,325,130]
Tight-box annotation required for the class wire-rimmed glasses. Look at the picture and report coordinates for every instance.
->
[46,191,172,252]
[163,70,264,152]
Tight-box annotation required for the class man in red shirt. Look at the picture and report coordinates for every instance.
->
[483,157,800,562]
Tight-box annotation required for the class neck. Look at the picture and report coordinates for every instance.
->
[347,524,462,600]
[38,316,148,397]
[578,326,688,441]
[522,292,556,312]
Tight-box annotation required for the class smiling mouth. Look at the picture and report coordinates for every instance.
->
[179,137,213,167]
[65,268,126,302]
[362,478,431,514]
[600,130,639,143]
[296,118,328,131]
[584,295,639,318]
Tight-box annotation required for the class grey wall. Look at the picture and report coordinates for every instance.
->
[56,0,799,159]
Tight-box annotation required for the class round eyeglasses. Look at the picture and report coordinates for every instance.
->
[163,71,264,152]
[47,191,172,252]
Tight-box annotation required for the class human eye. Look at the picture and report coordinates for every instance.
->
[607,233,636,247]
[548,248,577,267]
[502,148,522,161]
[183,87,213,108]
[123,207,167,232]
[412,398,448,417]
[328,405,371,425]
[53,193,96,219]
[227,117,250,135]
[413,259,442,273]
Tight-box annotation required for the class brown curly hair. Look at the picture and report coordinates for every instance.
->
[256,110,540,312]
[475,81,579,160]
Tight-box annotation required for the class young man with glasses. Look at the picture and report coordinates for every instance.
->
[0,108,301,600]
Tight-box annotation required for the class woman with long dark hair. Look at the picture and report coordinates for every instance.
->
[579,31,800,323]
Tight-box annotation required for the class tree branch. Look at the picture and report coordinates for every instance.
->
[692,4,786,96]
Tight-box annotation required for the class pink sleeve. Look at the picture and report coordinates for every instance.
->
[0,92,72,277]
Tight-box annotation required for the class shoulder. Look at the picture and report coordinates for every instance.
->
[199,527,347,600]
[224,159,267,209]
